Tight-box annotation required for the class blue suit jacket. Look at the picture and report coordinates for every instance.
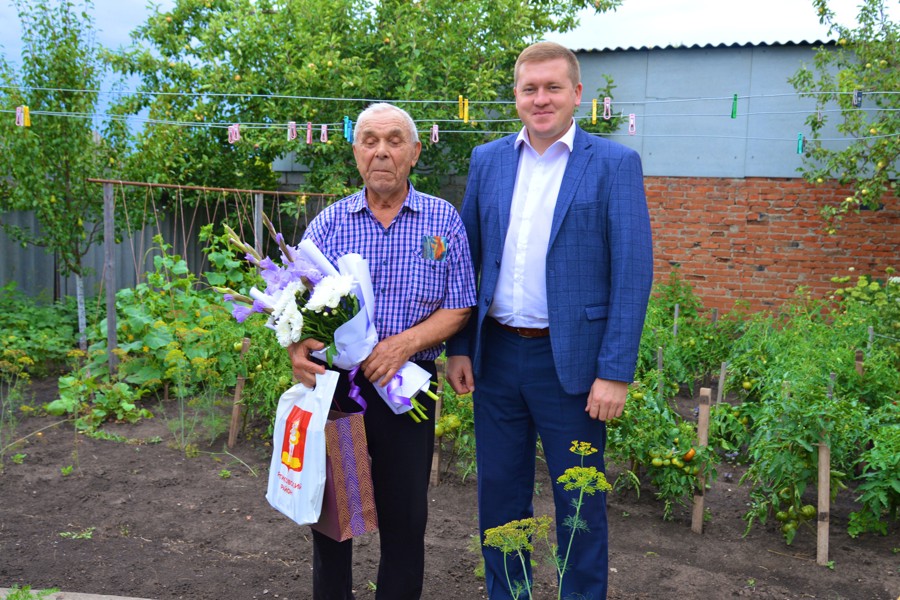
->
[447,126,654,395]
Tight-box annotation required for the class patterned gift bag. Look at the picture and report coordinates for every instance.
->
[310,410,378,541]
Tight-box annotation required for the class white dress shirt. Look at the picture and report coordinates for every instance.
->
[489,120,576,328]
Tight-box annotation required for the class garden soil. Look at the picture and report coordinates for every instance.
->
[1,379,898,600]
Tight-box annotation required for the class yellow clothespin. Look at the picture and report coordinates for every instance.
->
[592,99,597,125]
[458,95,463,120]
[16,105,31,127]
[463,98,469,124]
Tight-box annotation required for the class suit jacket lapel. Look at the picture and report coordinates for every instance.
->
[498,136,519,240]
[548,127,592,248]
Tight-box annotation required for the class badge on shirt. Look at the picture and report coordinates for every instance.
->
[422,235,448,261]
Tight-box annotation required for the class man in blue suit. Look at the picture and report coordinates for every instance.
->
[446,41,653,600]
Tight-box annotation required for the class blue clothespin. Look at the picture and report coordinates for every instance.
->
[797,133,804,154]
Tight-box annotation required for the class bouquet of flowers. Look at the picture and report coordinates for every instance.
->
[215,216,437,421]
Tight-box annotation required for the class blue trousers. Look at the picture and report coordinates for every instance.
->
[476,319,608,600]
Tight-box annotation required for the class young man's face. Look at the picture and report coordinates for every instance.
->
[514,57,583,153]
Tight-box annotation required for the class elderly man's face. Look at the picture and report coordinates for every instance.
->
[352,110,422,201]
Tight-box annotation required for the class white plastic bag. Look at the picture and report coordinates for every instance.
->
[265,370,340,525]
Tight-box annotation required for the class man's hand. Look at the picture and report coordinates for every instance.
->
[446,355,475,394]
[287,338,326,387]
[585,378,628,421]
[360,334,413,388]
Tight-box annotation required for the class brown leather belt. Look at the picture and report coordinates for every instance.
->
[490,317,550,338]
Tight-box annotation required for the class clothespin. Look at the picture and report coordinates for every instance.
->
[797,133,804,154]
[430,124,439,144]
[592,99,597,125]
[816,109,823,124]
[463,98,469,123]
[320,124,328,143]
[603,97,612,120]
[628,114,636,135]
[731,94,738,119]
[343,116,353,140]
[228,123,240,144]
[458,95,464,120]
[15,106,31,127]
[852,90,863,107]
[306,122,313,144]
[287,121,297,141]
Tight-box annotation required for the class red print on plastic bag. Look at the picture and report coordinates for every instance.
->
[281,406,313,471]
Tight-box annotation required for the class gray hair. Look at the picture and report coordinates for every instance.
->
[353,103,418,145]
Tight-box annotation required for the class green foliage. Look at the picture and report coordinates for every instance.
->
[1,585,60,600]
[638,269,747,389]
[607,382,719,520]
[847,398,900,536]
[0,0,126,277]
[435,381,476,480]
[0,283,91,377]
[106,0,623,195]
[790,0,900,231]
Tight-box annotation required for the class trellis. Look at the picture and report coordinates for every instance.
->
[86,178,336,376]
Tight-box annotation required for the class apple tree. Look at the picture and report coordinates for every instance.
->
[790,0,899,232]
[108,0,624,198]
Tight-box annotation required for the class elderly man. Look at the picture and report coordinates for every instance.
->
[447,42,654,599]
[289,103,476,600]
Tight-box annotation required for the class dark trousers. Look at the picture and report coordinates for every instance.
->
[312,361,437,600]
[475,320,609,600]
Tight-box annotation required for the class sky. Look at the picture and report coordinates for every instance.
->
[0,0,876,68]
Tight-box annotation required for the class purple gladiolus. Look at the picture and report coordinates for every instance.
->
[232,304,253,323]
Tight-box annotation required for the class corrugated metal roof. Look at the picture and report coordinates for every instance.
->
[569,39,837,53]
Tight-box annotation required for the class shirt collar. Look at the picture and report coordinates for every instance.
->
[347,182,421,213]
[514,119,577,153]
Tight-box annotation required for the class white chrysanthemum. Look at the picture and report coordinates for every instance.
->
[306,275,354,312]
[274,301,304,347]
[271,281,304,320]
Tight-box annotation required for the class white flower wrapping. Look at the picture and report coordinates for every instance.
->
[218,229,436,418]
[297,240,434,416]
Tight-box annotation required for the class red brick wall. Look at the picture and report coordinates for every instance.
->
[645,177,899,313]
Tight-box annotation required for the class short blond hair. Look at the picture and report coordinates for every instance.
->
[514,41,581,88]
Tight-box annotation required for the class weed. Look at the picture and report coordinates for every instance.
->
[60,465,73,476]
[2,584,59,599]
[218,469,232,479]
[59,526,95,540]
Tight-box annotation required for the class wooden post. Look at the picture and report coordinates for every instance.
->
[254,193,264,256]
[867,325,874,356]
[673,303,680,338]
[430,358,445,486]
[103,182,119,376]
[228,337,251,448]
[657,347,664,399]
[716,362,727,404]
[691,387,711,534]
[710,308,718,326]
[855,349,865,377]
[817,373,835,566]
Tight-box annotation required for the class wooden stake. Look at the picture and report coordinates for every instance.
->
[817,437,831,565]
[817,373,835,566]
[855,349,865,377]
[691,387,711,534]
[657,347,664,399]
[228,337,251,448]
[430,359,445,487]
[716,362,727,404]
[673,303,680,338]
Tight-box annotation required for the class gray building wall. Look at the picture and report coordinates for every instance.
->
[574,42,856,178]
